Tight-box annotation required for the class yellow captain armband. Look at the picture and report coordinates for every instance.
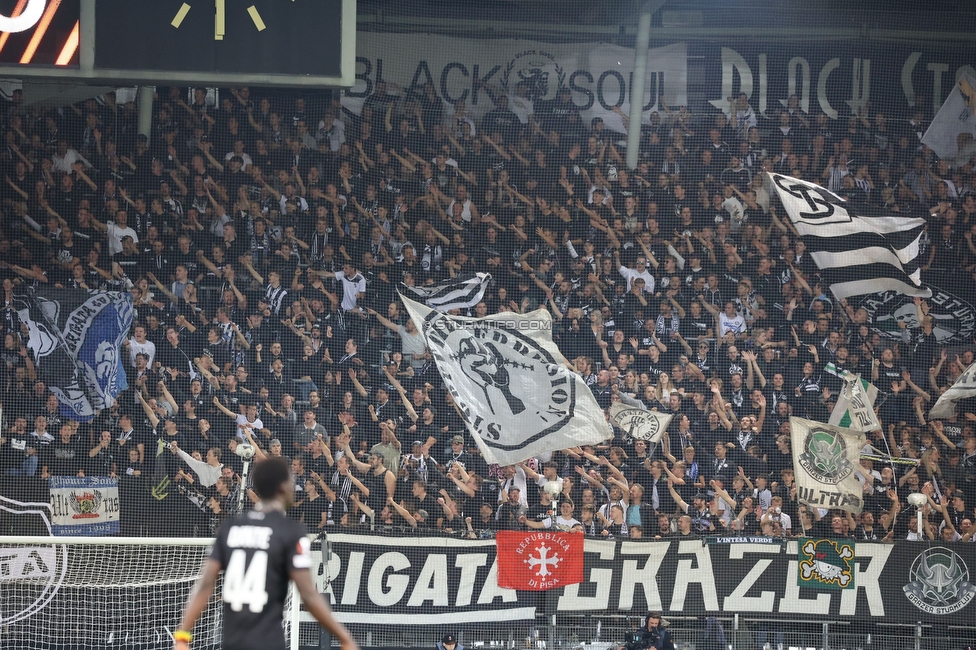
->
[174,630,193,643]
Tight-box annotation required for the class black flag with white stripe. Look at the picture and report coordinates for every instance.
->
[767,173,931,299]
[400,272,491,311]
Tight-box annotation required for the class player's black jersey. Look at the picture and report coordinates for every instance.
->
[210,508,312,650]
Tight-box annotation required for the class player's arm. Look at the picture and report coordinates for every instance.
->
[175,558,222,649]
[291,569,359,650]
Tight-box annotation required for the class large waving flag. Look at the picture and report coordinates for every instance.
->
[791,417,866,514]
[400,272,491,311]
[400,294,611,465]
[15,288,133,421]
[767,173,931,300]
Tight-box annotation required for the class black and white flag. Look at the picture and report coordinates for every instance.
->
[767,173,931,300]
[609,403,672,444]
[400,295,611,465]
[15,288,133,421]
[400,272,491,311]
[929,360,976,419]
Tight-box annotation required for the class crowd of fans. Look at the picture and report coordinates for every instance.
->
[0,78,974,542]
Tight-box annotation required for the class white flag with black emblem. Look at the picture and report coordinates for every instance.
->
[767,172,931,300]
[790,417,866,514]
[609,403,672,444]
[400,294,612,465]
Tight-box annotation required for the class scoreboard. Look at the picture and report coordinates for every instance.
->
[0,0,355,88]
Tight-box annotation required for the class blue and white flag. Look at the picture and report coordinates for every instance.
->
[16,288,133,421]
[400,272,491,311]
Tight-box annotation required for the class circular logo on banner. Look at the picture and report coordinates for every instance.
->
[611,406,665,443]
[798,426,854,484]
[0,499,68,626]
[903,547,976,615]
[859,289,976,343]
[422,313,575,453]
[501,49,565,101]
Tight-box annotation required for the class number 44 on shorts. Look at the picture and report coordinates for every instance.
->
[224,549,270,613]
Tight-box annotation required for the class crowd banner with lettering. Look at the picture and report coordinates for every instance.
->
[698,44,976,121]
[347,33,688,134]
[48,476,120,536]
[15,288,133,422]
[856,288,976,345]
[349,34,976,133]
[319,534,976,624]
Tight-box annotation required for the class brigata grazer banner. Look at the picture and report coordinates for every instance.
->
[317,534,976,624]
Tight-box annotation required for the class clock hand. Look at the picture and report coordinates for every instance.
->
[214,0,225,40]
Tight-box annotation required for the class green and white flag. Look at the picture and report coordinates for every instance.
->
[828,367,880,432]
[791,417,866,514]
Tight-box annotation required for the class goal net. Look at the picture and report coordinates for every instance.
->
[0,536,296,650]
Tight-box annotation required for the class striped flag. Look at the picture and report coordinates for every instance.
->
[767,173,931,300]
[400,272,491,311]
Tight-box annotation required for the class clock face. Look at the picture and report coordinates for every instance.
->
[94,0,343,77]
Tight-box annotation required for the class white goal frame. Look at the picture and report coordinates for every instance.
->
[0,536,302,650]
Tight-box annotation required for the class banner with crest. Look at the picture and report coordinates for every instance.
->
[48,476,120,536]
[790,417,866,514]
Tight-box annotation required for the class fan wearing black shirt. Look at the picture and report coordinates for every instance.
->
[176,457,358,650]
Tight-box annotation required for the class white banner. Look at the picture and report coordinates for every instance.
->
[790,417,866,514]
[930,361,976,420]
[400,295,611,465]
[48,476,120,536]
[346,34,688,135]
[921,74,976,164]
[609,402,671,443]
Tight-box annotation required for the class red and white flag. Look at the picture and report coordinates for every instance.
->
[496,531,584,591]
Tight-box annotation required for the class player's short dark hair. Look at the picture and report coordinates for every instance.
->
[252,457,291,500]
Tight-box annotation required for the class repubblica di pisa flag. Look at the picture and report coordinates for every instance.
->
[400,294,611,465]
[15,288,133,421]
[791,417,866,514]
[767,173,930,300]
[496,531,584,591]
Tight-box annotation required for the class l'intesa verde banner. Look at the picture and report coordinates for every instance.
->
[316,534,976,624]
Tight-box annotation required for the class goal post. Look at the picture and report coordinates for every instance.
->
[0,536,299,650]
